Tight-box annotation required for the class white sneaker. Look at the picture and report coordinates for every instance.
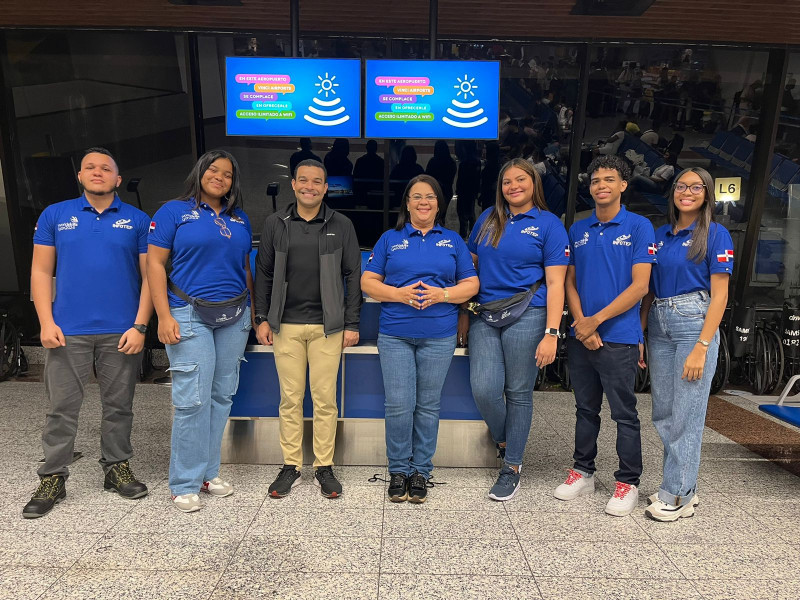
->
[172,493,201,513]
[553,469,595,500]
[605,482,638,516]
[201,477,234,497]
[647,492,699,507]
[645,497,698,521]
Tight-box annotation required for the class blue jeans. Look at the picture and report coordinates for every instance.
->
[648,291,719,507]
[378,333,457,479]
[468,307,546,466]
[166,304,251,496]
[568,337,642,486]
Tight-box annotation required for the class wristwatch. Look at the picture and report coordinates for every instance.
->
[545,327,560,337]
[697,338,711,347]
[443,288,450,303]
[132,324,148,334]
[254,315,268,326]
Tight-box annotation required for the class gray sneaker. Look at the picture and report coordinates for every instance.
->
[488,465,520,501]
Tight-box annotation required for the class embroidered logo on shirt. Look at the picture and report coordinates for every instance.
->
[149,221,156,233]
[229,214,246,225]
[682,238,693,247]
[112,218,133,230]
[520,225,539,238]
[717,249,734,263]
[181,210,200,222]
[367,252,374,263]
[57,216,79,231]
[436,239,454,248]
[658,241,664,248]
[391,239,409,252]
[648,242,658,255]
[574,232,590,248]
[612,234,632,247]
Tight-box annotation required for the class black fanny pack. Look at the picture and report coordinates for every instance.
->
[467,281,542,328]
[168,279,248,327]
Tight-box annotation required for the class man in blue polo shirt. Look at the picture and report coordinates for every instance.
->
[23,148,152,519]
[553,155,656,517]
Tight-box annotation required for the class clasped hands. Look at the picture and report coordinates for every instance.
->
[396,280,446,310]
[571,314,604,351]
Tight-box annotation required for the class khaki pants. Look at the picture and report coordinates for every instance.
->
[273,324,343,468]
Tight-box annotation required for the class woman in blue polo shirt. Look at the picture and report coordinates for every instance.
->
[361,174,478,503]
[463,158,569,501]
[640,166,733,522]
[147,150,254,513]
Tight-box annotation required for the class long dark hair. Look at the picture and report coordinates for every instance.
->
[178,149,243,215]
[394,174,444,230]
[669,167,716,263]
[475,158,548,248]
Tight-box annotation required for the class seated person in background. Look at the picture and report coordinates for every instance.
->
[630,152,678,196]
[640,123,661,146]
[290,138,321,178]
[523,142,548,177]
[426,140,457,216]
[390,145,425,183]
[729,116,753,138]
[596,121,628,155]
[478,142,502,211]
[324,138,354,177]
[353,139,385,181]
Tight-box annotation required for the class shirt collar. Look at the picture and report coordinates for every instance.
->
[588,204,627,227]
[404,222,443,237]
[80,194,121,212]
[505,206,542,220]
[666,220,697,236]
[290,204,323,222]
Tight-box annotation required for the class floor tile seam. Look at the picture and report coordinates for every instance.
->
[28,533,106,600]
[210,490,270,597]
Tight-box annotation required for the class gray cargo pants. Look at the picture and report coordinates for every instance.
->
[38,334,140,478]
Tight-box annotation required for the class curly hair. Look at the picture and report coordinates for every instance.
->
[586,154,631,181]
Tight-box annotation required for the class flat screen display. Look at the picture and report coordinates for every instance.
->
[226,57,361,137]
[364,59,500,140]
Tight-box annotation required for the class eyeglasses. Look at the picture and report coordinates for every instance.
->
[674,183,706,194]
[409,194,437,202]
[214,217,232,239]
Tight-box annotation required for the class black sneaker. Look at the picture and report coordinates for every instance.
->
[314,466,343,498]
[104,461,148,499]
[388,472,409,502]
[269,465,301,498]
[22,475,66,518]
[408,472,428,504]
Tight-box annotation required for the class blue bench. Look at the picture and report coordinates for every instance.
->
[759,375,800,428]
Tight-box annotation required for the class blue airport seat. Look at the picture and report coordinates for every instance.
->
[759,404,800,428]
[717,134,743,164]
[691,131,728,160]
[730,139,754,176]
[769,156,800,198]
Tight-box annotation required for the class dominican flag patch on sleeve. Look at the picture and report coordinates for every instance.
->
[717,249,734,262]
[149,221,156,233]
[648,243,658,255]
[564,245,570,257]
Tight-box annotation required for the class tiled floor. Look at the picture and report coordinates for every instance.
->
[2,380,800,599]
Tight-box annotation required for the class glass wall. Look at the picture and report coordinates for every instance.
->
[747,51,800,307]
[2,30,194,248]
[0,156,17,292]
[576,45,769,293]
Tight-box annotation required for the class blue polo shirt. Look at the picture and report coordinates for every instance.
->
[468,207,569,307]
[148,199,252,307]
[568,206,656,344]
[652,221,734,299]
[33,195,149,336]
[365,223,476,338]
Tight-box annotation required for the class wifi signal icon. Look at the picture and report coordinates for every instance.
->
[442,74,488,129]
[303,72,351,127]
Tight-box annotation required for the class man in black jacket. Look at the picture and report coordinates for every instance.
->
[254,159,362,499]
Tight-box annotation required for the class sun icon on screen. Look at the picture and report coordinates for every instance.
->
[315,73,339,98]
[454,74,478,100]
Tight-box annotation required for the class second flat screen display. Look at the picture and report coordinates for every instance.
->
[365,59,500,140]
